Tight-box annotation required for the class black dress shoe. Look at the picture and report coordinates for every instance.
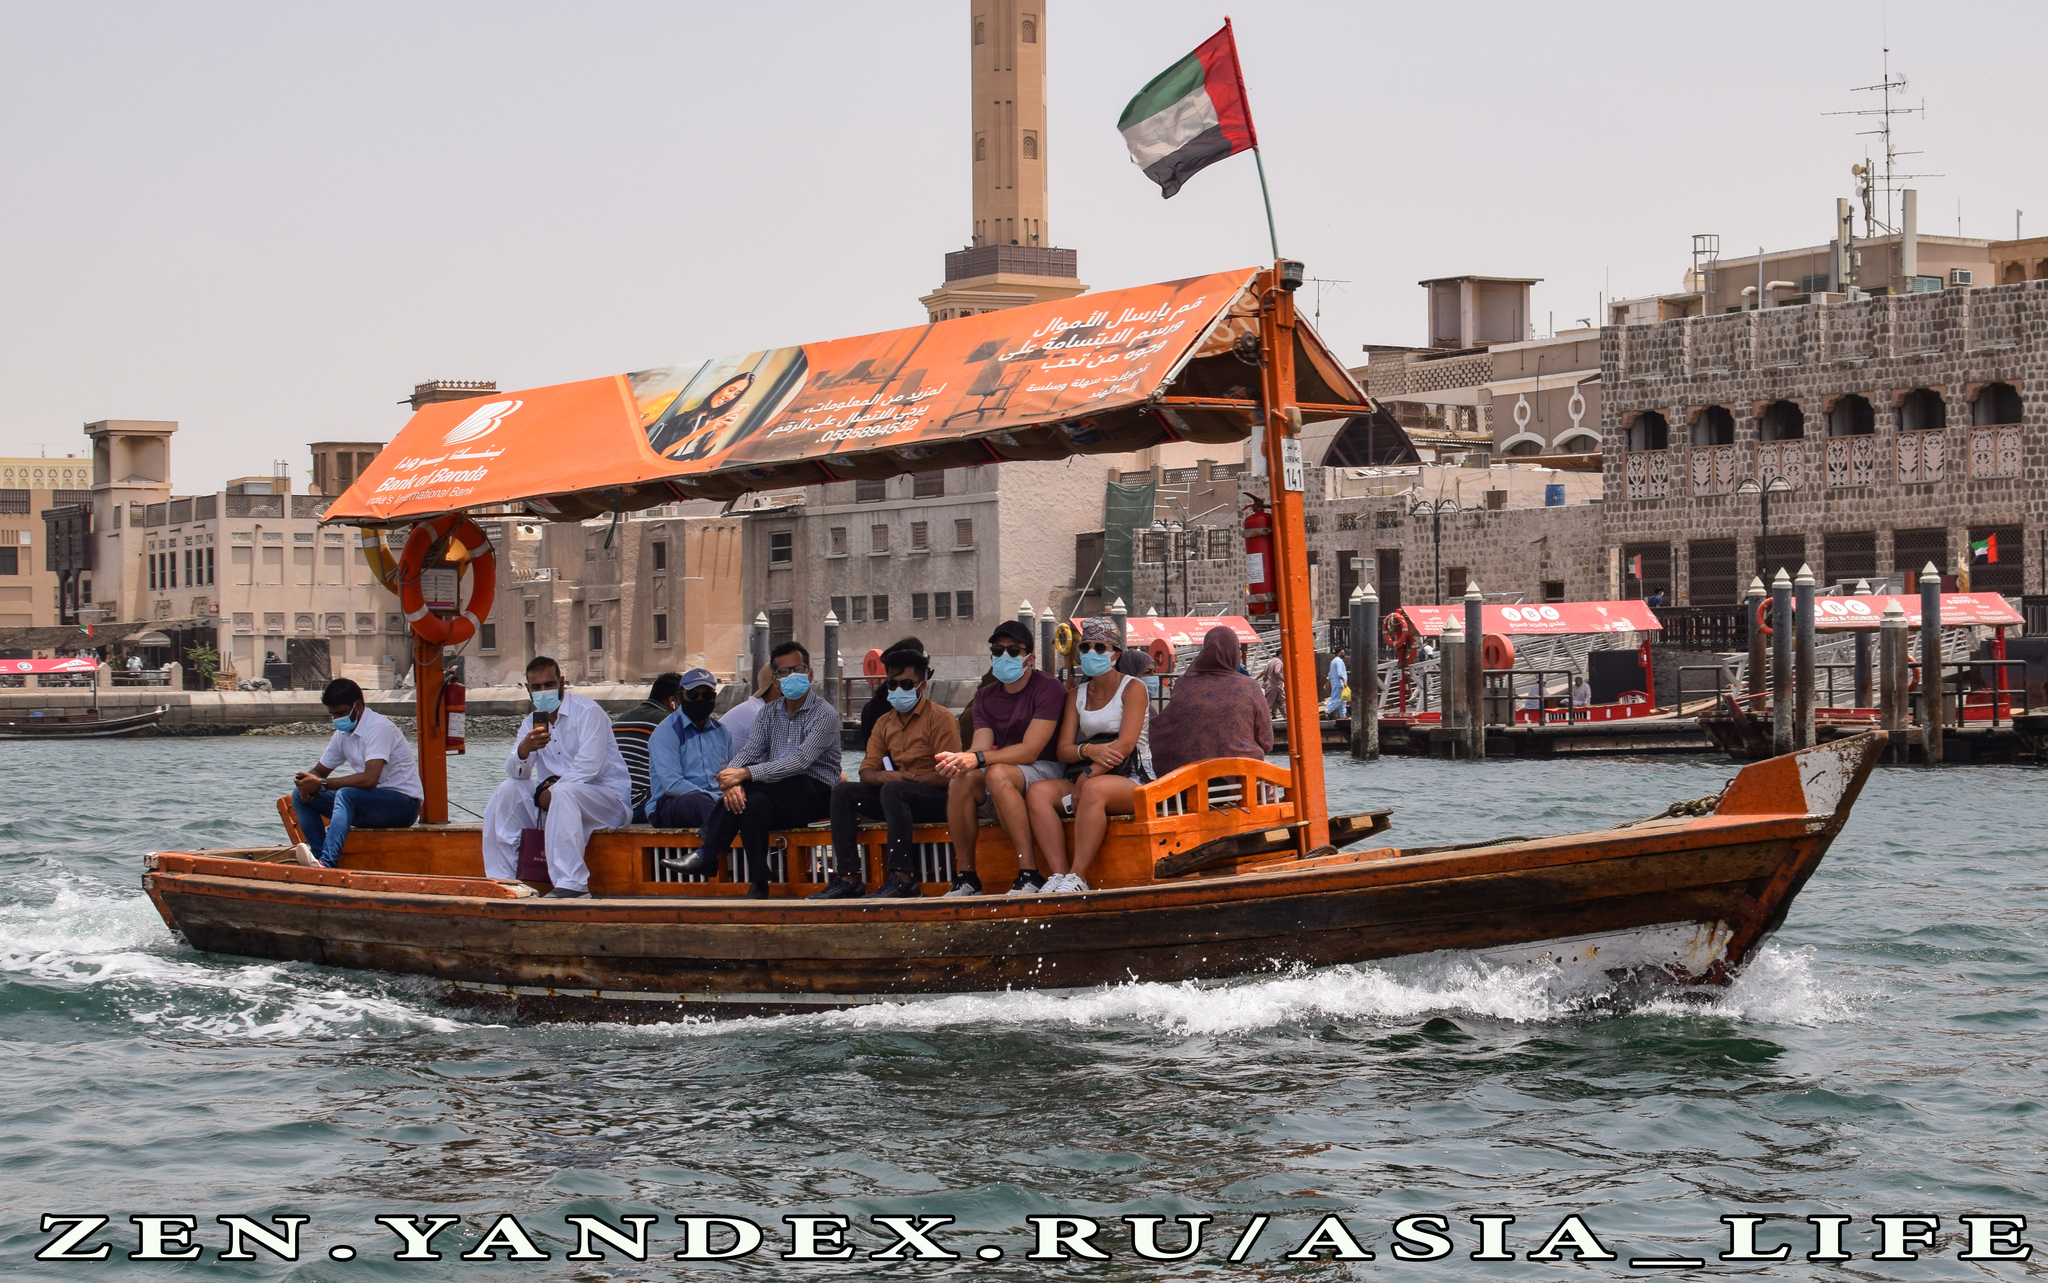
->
[868,872,922,899]
[742,882,771,899]
[659,849,719,876]
[806,877,866,900]
[543,887,590,898]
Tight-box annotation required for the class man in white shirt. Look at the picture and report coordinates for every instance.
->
[481,656,633,897]
[1571,675,1593,711]
[291,678,424,867]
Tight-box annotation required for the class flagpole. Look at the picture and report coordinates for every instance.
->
[1252,147,1279,260]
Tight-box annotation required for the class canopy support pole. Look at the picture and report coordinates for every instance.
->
[1256,262,1329,851]
[415,636,448,824]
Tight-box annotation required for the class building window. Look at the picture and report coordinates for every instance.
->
[851,596,867,623]
[1207,529,1232,559]
[769,531,793,565]
[1542,580,1565,603]
[1896,528,1947,589]
[912,593,929,621]
[1969,524,2023,595]
[148,556,157,590]
[935,592,951,620]
[523,598,536,616]
[856,478,887,502]
[914,472,946,498]
[974,134,987,162]
[1691,406,1736,445]
[0,547,15,575]
[1446,567,1467,599]
[1759,400,1805,441]
[872,594,889,622]
[871,524,890,553]
[1022,132,1038,160]
[589,624,604,653]
[1972,382,2022,426]
[1821,532,1876,589]
[651,540,667,571]
[829,526,848,555]
[830,595,847,622]
[0,490,26,515]
[1625,411,1670,451]
[911,521,929,551]
[955,518,974,548]
[974,17,985,44]
[768,610,793,650]
[652,614,668,645]
[1826,395,1875,436]
[479,622,498,651]
[1898,388,1945,432]
[1021,16,1036,42]
[957,591,974,619]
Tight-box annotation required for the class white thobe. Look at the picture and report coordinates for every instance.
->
[482,692,633,892]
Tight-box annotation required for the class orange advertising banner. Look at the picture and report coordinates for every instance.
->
[328,267,1322,524]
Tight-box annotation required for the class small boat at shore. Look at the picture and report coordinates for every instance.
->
[0,706,167,739]
[140,262,1888,1017]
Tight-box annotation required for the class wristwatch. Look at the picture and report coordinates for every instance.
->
[975,750,986,769]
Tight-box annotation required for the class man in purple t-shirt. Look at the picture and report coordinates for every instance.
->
[933,620,1065,895]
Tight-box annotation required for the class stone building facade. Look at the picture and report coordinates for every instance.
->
[1600,279,2044,604]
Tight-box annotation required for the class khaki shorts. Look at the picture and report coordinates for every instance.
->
[976,758,1066,819]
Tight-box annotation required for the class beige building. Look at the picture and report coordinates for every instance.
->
[0,455,93,628]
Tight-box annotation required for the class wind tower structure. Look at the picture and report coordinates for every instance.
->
[920,1,1087,321]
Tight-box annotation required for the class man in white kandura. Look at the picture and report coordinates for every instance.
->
[481,655,633,897]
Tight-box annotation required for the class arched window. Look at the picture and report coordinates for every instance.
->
[1972,382,2022,426]
[974,18,985,44]
[1625,411,1669,452]
[1502,438,1543,457]
[974,134,986,162]
[1899,388,1944,432]
[1826,394,1874,436]
[1022,133,1037,160]
[1557,434,1599,455]
[1691,405,1735,446]
[2004,262,2027,285]
[1022,18,1036,42]
[1758,400,1804,441]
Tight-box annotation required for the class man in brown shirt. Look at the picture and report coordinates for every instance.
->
[811,647,961,899]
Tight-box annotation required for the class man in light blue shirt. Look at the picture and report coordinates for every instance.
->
[648,669,731,837]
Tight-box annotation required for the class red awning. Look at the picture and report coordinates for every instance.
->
[1090,615,1261,647]
[1390,601,1663,637]
[5,657,98,674]
[1810,593,2023,630]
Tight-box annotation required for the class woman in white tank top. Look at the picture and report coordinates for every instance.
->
[1020,621,1152,894]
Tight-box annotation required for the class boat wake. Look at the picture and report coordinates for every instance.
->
[0,880,480,1041]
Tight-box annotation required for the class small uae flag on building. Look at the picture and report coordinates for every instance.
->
[1118,20,1259,200]
[1971,533,1999,564]
[1629,553,1645,580]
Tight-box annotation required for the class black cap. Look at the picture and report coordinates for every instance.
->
[987,619,1034,651]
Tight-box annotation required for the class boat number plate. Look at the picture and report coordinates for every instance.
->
[1281,437,1304,492]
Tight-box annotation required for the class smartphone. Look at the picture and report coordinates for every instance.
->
[534,710,556,731]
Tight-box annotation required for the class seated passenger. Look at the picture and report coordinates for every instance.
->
[719,662,775,750]
[816,647,959,899]
[481,656,634,898]
[700,641,841,898]
[1024,618,1152,894]
[647,669,732,873]
[1147,626,1274,776]
[613,671,683,824]
[855,634,926,752]
[291,678,423,867]
[933,621,1064,895]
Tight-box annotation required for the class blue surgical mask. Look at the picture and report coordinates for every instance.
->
[779,673,811,700]
[887,686,920,713]
[1142,675,1161,699]
[531,688,561,715]
[331,714,357,734]
[991,653,1026,683]
[1079,650,1114,678]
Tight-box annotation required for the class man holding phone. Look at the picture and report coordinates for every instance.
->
[481,655,633,897]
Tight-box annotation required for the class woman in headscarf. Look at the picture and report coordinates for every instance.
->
[1149,626,1274,776]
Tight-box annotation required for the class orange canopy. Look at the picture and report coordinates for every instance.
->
[326,267,1367,522]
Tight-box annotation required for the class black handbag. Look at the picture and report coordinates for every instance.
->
[1066,731,1136,780]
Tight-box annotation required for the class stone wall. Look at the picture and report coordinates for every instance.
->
[1602,280,2048,602]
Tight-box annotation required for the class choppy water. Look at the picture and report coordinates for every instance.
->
[2,739,2042,1280]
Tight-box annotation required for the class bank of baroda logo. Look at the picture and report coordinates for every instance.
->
[441,399,523,446]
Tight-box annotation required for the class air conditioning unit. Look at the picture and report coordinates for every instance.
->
[1950,269,1973,287]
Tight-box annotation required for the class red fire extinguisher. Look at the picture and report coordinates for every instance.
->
[1242,497,1277,616]
[445,679,466,755]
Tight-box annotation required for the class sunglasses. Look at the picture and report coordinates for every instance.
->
[882,677,922,692]
[774,663,812,676]
[1078,641,1116,655]
[989,644,1028,658]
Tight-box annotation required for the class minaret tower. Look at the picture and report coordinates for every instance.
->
[920,0,1086,321]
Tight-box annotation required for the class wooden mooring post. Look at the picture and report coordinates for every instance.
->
[1464,580,1486,761]
[1770,569,1793,756]
[1879,599,1910,762]
[1349,585,1379,760]
[1920,562,1943,765]
[1794,563,1816,750]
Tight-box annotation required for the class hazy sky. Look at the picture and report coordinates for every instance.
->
[2,1,2042,492]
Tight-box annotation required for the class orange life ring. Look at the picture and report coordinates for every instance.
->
[1755,598,1773,638]
[1383,613,1415,652]
[1147,637,1176,674]
[862,648,886,678]
[1481,633,1516,671]
[1396,638,1419,666]
[398,514,495,647]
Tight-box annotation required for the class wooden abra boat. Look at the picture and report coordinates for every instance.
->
[141,262,1888,1016]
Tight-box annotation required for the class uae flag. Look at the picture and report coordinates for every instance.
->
[1118,21,1258,199]
[1971,533,1999,564]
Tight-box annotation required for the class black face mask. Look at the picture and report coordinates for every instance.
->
[682,694,716,720]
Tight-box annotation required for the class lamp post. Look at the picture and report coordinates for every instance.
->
[1734,475,1795,583]
[1409,497,1460,604]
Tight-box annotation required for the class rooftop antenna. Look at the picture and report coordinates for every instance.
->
[1825,46,1939,235]
[1304,276,1349,330]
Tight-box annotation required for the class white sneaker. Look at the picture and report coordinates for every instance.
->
[1060,873,1090,893]
[942,873,983,897]
[290,841,321,868]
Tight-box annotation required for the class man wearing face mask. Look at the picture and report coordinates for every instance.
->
[646,669,732,872]
[612,671,683,824]
[700,640,842,897]
[933,620,1065,896]
[481,656,634,897]
[814,647,959,899]
[289,678,423,867]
